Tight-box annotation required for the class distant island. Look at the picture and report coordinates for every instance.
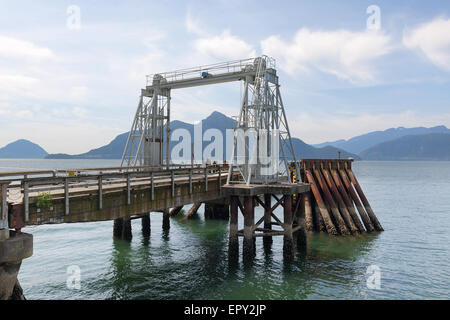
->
[0,139,48,159]
[1,111,450,161]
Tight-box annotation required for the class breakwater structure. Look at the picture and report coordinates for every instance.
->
[0,56,382,299]
[291,159,383,235]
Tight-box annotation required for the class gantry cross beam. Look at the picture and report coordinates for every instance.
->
[121,56,300,185]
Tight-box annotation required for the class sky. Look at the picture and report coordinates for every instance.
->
[0,0,449,153]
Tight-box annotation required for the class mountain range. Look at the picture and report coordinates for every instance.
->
[313,125,450,154]
[360,133,450,161]
[46,111,358,160]
[2,111,450,161]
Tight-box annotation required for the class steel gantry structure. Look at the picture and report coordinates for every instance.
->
[121,56,300,185]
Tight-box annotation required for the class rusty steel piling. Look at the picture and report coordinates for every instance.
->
[330,169,365,233]
[313,168,350,235]
[345,167,383,231]
[338,168,375,232]
[304,170,338,235]
[293,159,382,236]
[321,166,359,234]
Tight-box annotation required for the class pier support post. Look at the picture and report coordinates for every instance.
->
[204,203,229,220]
[162,209,170,231]
[263,193,272,247]
[123,218,132,241]
[141,214,150,238]
[113,218,123,239]
[243,196,255,263]
[0,231,33,300]
[113,217,132,241]
[283,195,294,260]
[228,196,239,263]
[295,194,307,250]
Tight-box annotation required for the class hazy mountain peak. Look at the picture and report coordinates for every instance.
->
[0,139,48,159]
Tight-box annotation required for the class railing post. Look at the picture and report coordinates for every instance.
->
[65,177,69,215]
[98,175,103,210]
[218,166,221,191]
[205,166,208,191]
[170,170,174,197]
[189,169,192,194]
[23,181,29,222]
[127,173,131,205]
[151,171,154,201]
[0,183,9,240]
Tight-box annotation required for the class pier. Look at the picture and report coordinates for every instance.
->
[0,56,382,299]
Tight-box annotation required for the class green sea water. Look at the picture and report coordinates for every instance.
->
[1,159,448,299]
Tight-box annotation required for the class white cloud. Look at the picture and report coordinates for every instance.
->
[15,110,34,119]
[72,107,88,119]
[261,28,392,83]
[186,10,206,36]
[69,86,89,101]
[403,17,450,71]
[0,35,54,61]
[194,30,256,61]
[290,110,450,144]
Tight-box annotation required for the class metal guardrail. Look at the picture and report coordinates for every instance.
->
[0,164,234,224]
[145,56,276,86]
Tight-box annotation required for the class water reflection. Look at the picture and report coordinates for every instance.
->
[104,213,380,300]
[108,239,133,300]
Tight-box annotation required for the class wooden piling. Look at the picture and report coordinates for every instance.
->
[313,168,350,235]
[339,169,375,232]
[228,196,239,262]
[346,168,384,231]
[283,195,294,259]
[182,202,201,220]
[243,196,255,262]
[113,217,133,240]
[321,167,359,234]
[263,193,273,246]
[121,218,132,241]
[304,170,338,235]
[162,209,170,231]
[295,194,307,249]
[141,214,150,238]
[113,218,123,239]
[204,203,229,219]
[169,206,183,217]
[303,192,314,232]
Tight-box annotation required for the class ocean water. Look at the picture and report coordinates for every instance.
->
[1,159,449,299]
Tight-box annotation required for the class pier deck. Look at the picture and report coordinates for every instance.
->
[0,164,236,228]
